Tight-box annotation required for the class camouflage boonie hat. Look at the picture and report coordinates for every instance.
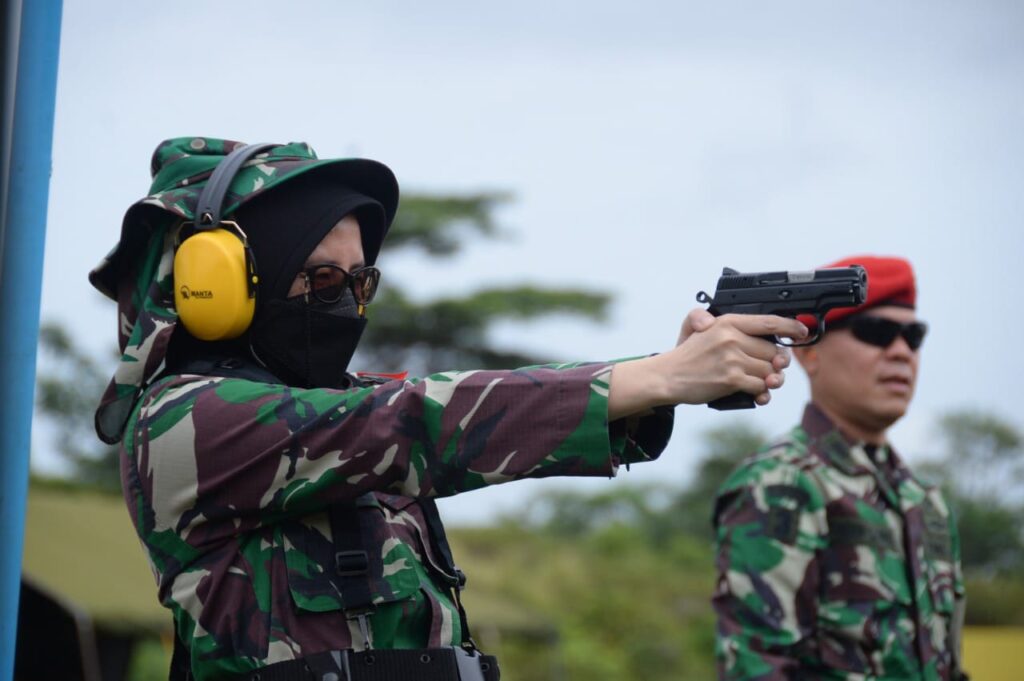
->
[89,136,399,443]
[90,137,398,298]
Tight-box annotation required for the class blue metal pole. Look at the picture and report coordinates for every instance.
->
[0,0,63,676]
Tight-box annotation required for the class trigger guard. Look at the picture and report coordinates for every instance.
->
[780,314,825,347]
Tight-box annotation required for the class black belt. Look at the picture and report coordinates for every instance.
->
[240,647,500,681]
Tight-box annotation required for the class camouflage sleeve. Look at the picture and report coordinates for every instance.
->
[711,454,827,680]
[124,362,671,538]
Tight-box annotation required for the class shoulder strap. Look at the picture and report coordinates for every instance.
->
[328,499,376,613]
[419,499,458,576]
[328,496,477,650]
[171,355,281,384]
[419,498,475,649]
[327,495,378,649]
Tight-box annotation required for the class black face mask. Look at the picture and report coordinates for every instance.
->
[249,290,367,389]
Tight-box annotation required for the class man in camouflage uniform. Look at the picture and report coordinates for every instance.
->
[90,137,806,681]
[712,256,968,681]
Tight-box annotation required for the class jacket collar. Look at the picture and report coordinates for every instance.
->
[800,402,922,509]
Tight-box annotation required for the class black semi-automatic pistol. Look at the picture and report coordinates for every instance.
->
[696,265,868,411]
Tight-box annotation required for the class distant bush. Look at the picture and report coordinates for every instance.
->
[964,577,1024,626]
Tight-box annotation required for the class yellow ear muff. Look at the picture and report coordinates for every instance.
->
[172,142,277,341]
[173,222,258,341]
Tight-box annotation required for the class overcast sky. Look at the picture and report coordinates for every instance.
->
[38,0,1024,523]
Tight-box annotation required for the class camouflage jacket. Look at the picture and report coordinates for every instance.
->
[121,359,672,680]
[712,403,965,681]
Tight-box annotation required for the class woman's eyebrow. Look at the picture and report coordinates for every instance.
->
[301,259,367,270]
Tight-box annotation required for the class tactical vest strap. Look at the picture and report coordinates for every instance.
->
[419,499,475,649]
[420,499,457,574]
[165,354,283,384]
[327,498,377,647]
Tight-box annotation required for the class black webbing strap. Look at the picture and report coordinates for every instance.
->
[419,499,475,649]
[232,648,500,681]
[327,496,376,644]
[168,355,281,384]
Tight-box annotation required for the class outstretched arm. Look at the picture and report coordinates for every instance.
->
[126,361,668,540]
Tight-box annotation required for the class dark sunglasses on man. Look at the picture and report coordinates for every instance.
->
[832,314,928,351]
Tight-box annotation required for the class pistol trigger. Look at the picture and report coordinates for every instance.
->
[795,315,826,346]
[696,291,712,304]
[779,314,826,347]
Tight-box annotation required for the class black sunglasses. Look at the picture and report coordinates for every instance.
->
[300,264,381,306]
[834,315,928,351]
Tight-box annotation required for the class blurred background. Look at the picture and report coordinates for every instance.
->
[19,1,1024,679]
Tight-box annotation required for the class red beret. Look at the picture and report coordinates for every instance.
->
[799,255,916,331]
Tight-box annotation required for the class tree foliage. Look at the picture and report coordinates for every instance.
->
[926,409,1024,578]
[357,191,609,374]
[451,521,718,681]
[357,285,608,375]
[936,410,1023,501]
[667,422,768,542]
[515,421,767,546]
[384,192,508,255]
[35,322,120,493]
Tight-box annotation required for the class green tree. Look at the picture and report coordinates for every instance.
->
[936,410,1023,501]
[357,192,609,374]
[35,322,121,493]
[665,422,768,543]
[515,421,767,546]
[515,484,675,538]
[927,409,1024,578]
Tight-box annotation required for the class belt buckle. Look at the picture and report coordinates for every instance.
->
[454,647,486,681]
[345,609,373,651]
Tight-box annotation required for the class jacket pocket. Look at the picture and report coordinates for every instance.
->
[817,501,913,675]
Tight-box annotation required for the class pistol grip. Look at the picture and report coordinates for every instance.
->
[708,391,756,411]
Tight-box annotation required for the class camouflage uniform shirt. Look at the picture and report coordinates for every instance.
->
[121,360,671,680]
[712,403,965,681]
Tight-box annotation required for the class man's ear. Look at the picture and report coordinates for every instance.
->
[793,345,819,378]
